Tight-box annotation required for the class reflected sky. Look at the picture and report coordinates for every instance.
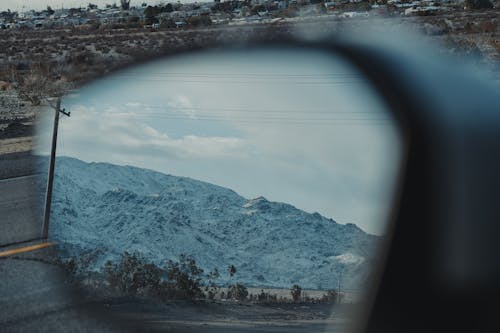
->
[36,48,401,235]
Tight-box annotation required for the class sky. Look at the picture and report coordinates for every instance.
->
[36,48,401,235]
[0,1,186,12]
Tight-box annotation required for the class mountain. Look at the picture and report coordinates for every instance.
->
[48,157,380,290]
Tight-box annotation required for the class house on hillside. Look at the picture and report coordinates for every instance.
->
[324,1,338,11]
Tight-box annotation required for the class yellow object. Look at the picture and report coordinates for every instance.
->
[0,242,56,258]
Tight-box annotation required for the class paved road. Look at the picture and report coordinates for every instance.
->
[0,150,129,332]
[0,148,44,245]
[0,175,44,245]
[0,252,131,333]
[0,151,38,180]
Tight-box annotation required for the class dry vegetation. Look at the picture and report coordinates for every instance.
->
[0,10,498,88]
[0,9,498,144]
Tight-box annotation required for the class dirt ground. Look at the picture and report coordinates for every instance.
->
[103,298,357,333]
[0,136,32,154]
[0,11,498,148]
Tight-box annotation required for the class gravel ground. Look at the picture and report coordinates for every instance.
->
[101,297,356,333]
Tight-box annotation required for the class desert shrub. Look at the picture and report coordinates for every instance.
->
[290,284,302,302]
[186,15,212,27]
[227,264,237,277]
[256,289,277,303]
[58,250,224,301]
[103,251,161,295]
[321,289,341,303]
[53,247,104,284]
[251,4,266,15]
[227,283,248,301]
[478,21,497,33]
[279,8,297,18]
[257,289,268,302]
[464,0,493,9]
[490,40,500,54]
[16,67,69,105]
[204,267,220,300]
[58,257,78,281]
[164,254,205,300]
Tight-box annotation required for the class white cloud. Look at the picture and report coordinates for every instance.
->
[124,102,143,108]
[36,106,249,163]
[167,95,197,118]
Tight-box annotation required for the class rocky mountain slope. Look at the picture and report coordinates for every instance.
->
[48,157,380,289]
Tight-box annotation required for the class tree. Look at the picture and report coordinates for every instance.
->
[205,267,220,300]
[103,251,161,295]
[135,262,162,294]
[16,67,68,106]
[290,284,302,302]
[464,0,493,9]
[228,283,248,301]
[121,0,131,10]
[227,264,237,277]
[258,289,267,302]
[143,6,158,25]
[251,4,266,15]
[165,3,174,12]
[321,289,340,304]
[165,254,205,299]
[186,15,212,27]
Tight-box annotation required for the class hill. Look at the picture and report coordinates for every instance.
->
[48,157,380,289]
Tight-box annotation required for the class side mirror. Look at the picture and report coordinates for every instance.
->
[34,46,403,331]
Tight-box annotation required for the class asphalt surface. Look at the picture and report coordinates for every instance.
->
[0,149,44,245]
[0,151,38,179]
[0,251,133,333]
[0,148,127,332]
[0,174,43,245]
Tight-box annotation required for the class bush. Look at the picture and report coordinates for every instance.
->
[165,254,205,300]
[54,247,104,284]
[257,289,278,303]
[464,0,493,9]
[186,15,212,27]
[103,251,161,295]
[290,284,302,302]
[204,267,220,300]
[16,68,66,105]
[321,289,340,304]
[258,289,268,302]
[228,283,248,301]
[64,250,226,301]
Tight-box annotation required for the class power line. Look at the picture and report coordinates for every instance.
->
[120,104,388,115]
[115,112,390,121]
[122,72,365,78]
[102,112,391,125]
[106,78,366,85]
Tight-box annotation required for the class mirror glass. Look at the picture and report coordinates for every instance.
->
[36,47,401,332]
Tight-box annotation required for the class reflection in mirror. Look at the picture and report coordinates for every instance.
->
[36,48,401,332]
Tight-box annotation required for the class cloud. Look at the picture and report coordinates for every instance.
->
[36,105,249,163]
[124,102,143,108]
[167,95,197,118]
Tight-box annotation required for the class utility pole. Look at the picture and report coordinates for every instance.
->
[337,270,342,304]
[41,97,70,239]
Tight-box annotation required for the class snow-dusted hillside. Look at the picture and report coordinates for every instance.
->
[48,157,380,289]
